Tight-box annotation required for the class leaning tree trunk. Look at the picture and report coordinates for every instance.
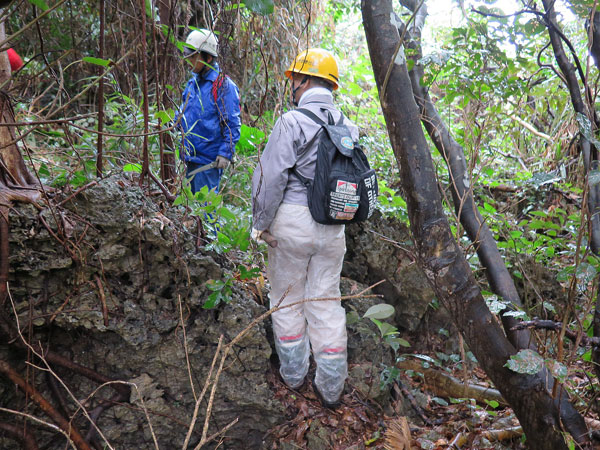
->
[587,8,600,71]
[542,0,600,384]
[399,0,530,350]
[361,0,589,447]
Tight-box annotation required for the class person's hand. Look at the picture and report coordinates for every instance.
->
[215,155,230,169]
[251,228,265,244]
[251,229,278,247]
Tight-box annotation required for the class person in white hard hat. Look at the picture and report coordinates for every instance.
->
[176,28,241,194]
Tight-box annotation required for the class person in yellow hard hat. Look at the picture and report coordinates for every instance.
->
[251,48,357,409]
[284,48,340,105]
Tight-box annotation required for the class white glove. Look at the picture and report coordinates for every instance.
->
[251,228,265,244]
[215,155,230,169]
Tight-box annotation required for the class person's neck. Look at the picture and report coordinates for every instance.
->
[298,86,332,105]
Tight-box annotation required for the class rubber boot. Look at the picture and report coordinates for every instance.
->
[275,333,310,389]
[314,349,347,408]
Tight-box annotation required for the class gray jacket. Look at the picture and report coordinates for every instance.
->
[252,88,359,231]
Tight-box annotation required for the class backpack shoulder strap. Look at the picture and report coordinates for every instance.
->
[212,72,227,103]
[292,167,311,187]
[295,108,326,126]
[298,107,347,128]
[291,107,334,185]
[212,73,228,132]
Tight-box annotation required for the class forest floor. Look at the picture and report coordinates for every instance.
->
[265,355,527,450]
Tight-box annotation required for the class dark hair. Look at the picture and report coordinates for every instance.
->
[311,76,334,91]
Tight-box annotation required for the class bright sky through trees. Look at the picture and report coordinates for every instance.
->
[422,0,577,57]
[425,0,575,29]
[426,0,519,28]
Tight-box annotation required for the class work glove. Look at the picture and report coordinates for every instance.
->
[251,228,265,244]
[215,155,230,169]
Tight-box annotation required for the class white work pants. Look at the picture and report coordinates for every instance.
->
[267,203,347,403]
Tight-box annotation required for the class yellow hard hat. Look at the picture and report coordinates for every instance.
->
[284,48,339,90]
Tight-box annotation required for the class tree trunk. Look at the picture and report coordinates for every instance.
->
[361,0,589,447]
[587,8,600,71]
[156,0,177,185]
[0,20,42,305]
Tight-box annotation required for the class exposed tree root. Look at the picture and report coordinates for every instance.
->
[0,359,92,450]
[449,426,523,448]
[397,359,506,406]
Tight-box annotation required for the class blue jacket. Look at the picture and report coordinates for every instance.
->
[177,64,241,165]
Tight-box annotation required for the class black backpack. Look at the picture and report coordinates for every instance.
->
[292,108,378,225]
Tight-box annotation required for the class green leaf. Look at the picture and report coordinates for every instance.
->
[245,0,274,15]
[485,295,509,314]
[432,397,448,406]
[238,265,259,280]
[173,194,188,206]
[529,210,548,217]
[203,291,220,309]
[387,336,411,348]
[123,163,142,173]
[503,310,528,320]
[217,206,236,221]
[237,238,249,252]
[576,262,597,285]
[577,113,600,149]
[155,109,173,126]
[216,232,231,244]
[27,0,49,10]
[363,303,395,319]
[483,202,496,213]
[375,321,397,337]
[83,57,112,67]
[38,163,50,177]
[144,0,153,17]
[546,359,567,382]
[582,349,592,362]
[556,266,574,282]
[484,399,499,409]
[505,349,544,375]
[413,354,438,366]
[206,279,224,291]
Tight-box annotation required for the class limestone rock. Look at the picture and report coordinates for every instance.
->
[344,210,435,331]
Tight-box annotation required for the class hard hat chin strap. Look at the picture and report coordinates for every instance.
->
[291,76,309,106]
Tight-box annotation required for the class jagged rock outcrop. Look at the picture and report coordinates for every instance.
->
[2,176,282,449]
[1,176,410,449]
[344,210,435,331]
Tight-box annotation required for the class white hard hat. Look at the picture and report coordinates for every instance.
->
[184,29,218,58]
